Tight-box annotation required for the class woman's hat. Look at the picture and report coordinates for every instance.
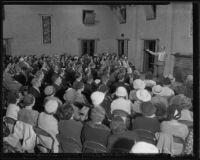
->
[133,79,146,90]
[44,99,58,114]
[140,101,156,116]
[169,94,192,110]
[44,85,56,96]
[115,86,128,97]
[91,91,105,106]
[152,85,163,95]
[136,89,151,102]
[63,88,76,103]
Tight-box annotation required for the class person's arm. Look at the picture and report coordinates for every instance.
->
[145,49,159,56]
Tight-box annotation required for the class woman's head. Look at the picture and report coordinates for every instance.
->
[56,103,74,120]
[90,106,105,123]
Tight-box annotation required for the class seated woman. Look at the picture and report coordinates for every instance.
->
[81,106,110,152]
[107,116,138,153]
[18,94,39,126]
[37,99,59,153]
[132,101,160,145]
[56,103,83,153]
[160,104,189,155]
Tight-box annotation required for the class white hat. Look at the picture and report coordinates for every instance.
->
[19,57,24,62]
[136,89,151,102]
[111,98,131,115]
[144,80,156,87]
[44,99,58,114]
[133,79,146,90]
[91,91,105,106]
[130,141,159,153]
[160,87,174,97]
[94,79,101,85]
[115,86,128,97]
[152,85,163,95]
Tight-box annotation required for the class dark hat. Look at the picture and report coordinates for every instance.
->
[23,94,35,106]
[140,101,156,116]
[73,81,84,90]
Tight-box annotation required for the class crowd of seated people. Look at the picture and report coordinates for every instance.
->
[2,52,193,155]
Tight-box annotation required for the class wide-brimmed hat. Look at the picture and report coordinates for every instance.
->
[140,101,156,116]
[91,91,105,106]
[115,86,128,97]
[133,79,146,90]
[136,89,151,102]
[152,85,163,95]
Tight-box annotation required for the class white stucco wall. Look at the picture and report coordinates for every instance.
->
[3,3,193,75]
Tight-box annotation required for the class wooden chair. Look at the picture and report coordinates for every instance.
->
[82,141,107,153]
[33,126,55,153]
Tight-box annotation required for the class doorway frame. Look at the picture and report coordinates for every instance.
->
[141,38,159,74]
[78,38,99,56]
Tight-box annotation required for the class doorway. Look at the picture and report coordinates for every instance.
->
[81,40,95,56]
[143,39,158,74]
[118,39,128,57]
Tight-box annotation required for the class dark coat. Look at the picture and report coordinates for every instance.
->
[28,87,43,112]
[57,120,83,153]
[81,121,110,147]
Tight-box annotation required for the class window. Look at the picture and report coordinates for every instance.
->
[120,8,126,24]
[83,10,95,25]
[42,15,51,44]
[145,5,156,20]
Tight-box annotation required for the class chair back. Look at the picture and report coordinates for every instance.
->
[83,140,107,153]
[33,126,55,153]
[178,120,193,129]
[3,117,17,133]
[57,135,82,153]
[134,129,157,145]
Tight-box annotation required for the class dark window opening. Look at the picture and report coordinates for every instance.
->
[83,10,95,25]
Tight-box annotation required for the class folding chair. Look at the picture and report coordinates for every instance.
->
[134,129,157,145]
[57,135,82,153]
[3,116,17,134]
[178,120,193,128]
[33,126,55,153]
[82,141,107,153]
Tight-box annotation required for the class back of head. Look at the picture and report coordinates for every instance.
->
[23,94,35,107]
[57,103,74,120]
[90,106,105,123]
[130,141,159,153]
[110,116,126,134]
[140,101,156,117]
